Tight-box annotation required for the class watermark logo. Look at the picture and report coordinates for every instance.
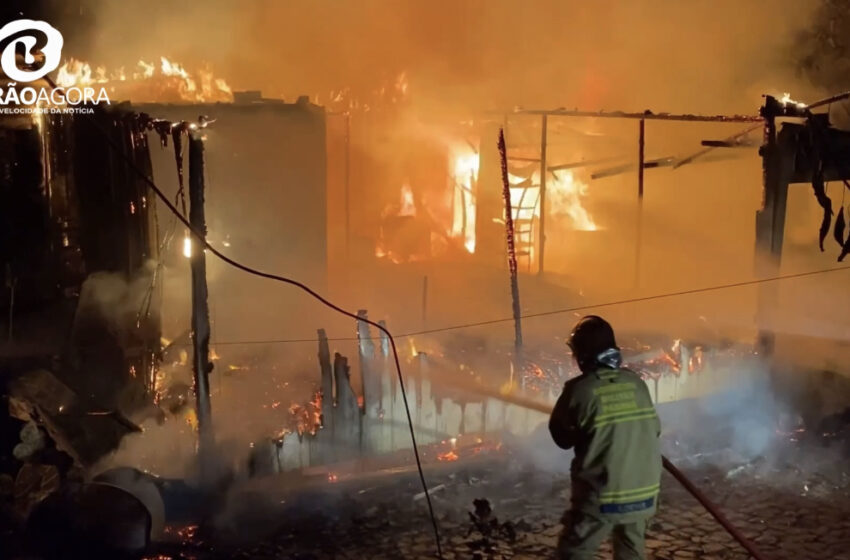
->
[0,19,109,115]
[0,19,63,82]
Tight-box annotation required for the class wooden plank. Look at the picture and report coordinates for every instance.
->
[317,329,334,463]
[512,109,762,123]
[538,114,548,275]
[333,353,359,460]
[188,132,214,470]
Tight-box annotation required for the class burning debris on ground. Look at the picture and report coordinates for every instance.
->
[127,428,850,560]
[3,1,850,559]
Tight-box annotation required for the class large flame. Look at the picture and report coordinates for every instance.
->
[507,169,596,231]
[56,57,233,103]
[319,71,409,113]
[399,182,416,217]
[547,170,597,231]
[450,148,479,253]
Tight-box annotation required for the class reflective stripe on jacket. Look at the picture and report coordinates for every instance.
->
[549,367,662,522]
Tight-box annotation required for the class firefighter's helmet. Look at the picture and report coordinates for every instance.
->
[567,315,620,373]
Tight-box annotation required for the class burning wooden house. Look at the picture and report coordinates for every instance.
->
[0,94,160,463]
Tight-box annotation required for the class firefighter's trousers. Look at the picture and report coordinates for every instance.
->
[556,510,648,560]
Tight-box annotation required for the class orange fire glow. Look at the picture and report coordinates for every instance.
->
[437,450,459,462]
[547,170,597,231]
[288,389,323,436]
[399,182,416,217]
[318,71,409,113]
[508,169,596,231]
[375,181,423,262]
[56,57,234,103]
[450,148,479,253]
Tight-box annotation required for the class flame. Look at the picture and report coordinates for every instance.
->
[289,389,323,436]
[56,56,233,103]
[548,170,597,231]
[320,71,409,113]
[780,92,806,108]
[437,450,459,462]
[375,182,419,261]
[450,148,479,253]
[56,59,105,87]
[507,169,596,231]
[399,182,416,217]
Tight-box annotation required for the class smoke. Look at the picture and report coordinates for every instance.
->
[659,359,783,459]
[62,0,844,357]
[73,261,160,346]
[51,0,850,500]
[503,356,838,479]
[74,0,817,115]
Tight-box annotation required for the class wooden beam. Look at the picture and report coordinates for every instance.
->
[538,114,548,276]
[511,109,763,123]
[674,124,762,169]
[638,119,646,199]
[498,129,523,351]
[635,119,645,288]
[188,131,214,467]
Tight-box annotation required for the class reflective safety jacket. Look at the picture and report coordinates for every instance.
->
[549,367,662,522]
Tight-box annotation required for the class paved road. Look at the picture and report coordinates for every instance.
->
[146,438,850,559]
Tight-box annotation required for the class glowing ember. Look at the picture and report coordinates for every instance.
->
[163,524,199,546]
[56,57,234,103]
[182,233,192,258]
[184,409,198,431]
[288,389,323,436]
[437,450,459,462]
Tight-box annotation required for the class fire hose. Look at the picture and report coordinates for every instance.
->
[452,384,770,560]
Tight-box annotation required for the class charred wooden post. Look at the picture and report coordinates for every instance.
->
[538,114,548,275]
[638,118,645,198]
[188,130,214,465]
[498,129,524,361]
[317,329,334,462]
[356,310,380,452]
[635,118,646,288]
[377,319,394,451]
[356,309,374,399]
[755,98,786,357]
[333,352,359,459]
[344,113,351,261]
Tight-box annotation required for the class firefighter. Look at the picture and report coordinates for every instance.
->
[549,316,662,560]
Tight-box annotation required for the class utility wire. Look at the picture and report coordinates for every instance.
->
[54,87,444,557]
[173,264,850,347]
